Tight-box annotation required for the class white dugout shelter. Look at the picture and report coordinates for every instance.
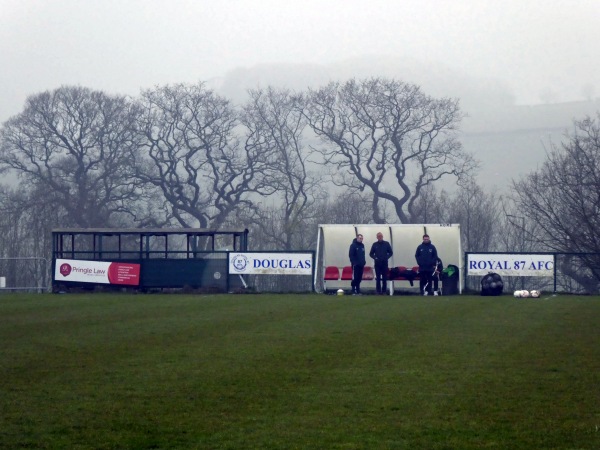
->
[314,224,462,294]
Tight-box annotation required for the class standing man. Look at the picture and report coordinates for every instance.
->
[415,234,438,296]
[369,232,393,295]
[348,234,366,295]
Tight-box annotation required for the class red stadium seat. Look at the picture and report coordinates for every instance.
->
[362,266,374,280]
[412,266,420,279]
[324,266,340,280]
[341,266,353,280]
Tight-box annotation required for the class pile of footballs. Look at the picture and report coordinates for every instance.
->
[513,289,541,298]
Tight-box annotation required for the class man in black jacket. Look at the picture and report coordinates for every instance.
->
[415,234,438,296]
[348,234,366,295]
[369,232,393,295]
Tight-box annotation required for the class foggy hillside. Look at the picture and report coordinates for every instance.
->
[213,57,600,190]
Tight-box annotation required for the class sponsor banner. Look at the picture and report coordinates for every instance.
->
[467,254,554,277]
[55,259,141,286]
[229,253,313,275]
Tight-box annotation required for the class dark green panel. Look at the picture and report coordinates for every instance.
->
[141,259,228,289]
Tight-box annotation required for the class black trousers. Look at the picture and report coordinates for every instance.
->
[419,268,435,294]
[374,261,389,294]
[351,264,364,292]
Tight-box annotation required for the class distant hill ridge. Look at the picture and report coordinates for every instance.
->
[212,57,598,135]
[464,100,600,135]
[212,58,598,189]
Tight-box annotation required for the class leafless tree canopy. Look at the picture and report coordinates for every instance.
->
[136,83,277,229]
[240,87,324,249]
[449,181,502,252]
[0,86,144,227]
[305,78,478,223]
[512,114,600,253]
[1,79,599,293]
[512,114,600,290]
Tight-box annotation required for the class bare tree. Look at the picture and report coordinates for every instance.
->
[512,114,600,290]
[240,87,324,250]
[448,180,502,252]
[136,83,277,230]
[305,78,478,223]
[0,86,146,228]
[408,184,450,224]
[313,190,377,225]
[408,179,503,251]
[0,184,63,289]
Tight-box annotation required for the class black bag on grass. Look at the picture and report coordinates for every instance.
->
[480,272,503,296]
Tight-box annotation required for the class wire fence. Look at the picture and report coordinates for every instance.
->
[464,252,600,295]
[4,252,600,295]
[0,258,50,293]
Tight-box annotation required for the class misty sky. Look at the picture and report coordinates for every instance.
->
[1,0,599,124]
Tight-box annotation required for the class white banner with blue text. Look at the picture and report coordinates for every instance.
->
[467,254,554,277]
[229,253,313,275]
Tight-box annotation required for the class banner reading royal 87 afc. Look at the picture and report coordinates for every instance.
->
[466,253,554,277]
[55,259,141,286]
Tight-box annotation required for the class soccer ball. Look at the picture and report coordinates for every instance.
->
[337,289,344,296]
[530,290,541,298]
[513,290,522,298]
[520,290,530,298]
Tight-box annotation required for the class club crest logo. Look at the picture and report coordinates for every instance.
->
[59,263,72,277]
[232,254,249,272]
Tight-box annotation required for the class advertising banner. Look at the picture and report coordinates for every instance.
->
[55,259,141,285]
[229,253,313,275]
[467,254,554,277]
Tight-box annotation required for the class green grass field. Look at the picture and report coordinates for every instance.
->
[1,292,599,449]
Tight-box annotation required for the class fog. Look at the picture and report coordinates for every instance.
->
[1,0,599,188]
[2,0,599,119]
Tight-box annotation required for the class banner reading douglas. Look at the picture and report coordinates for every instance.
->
[229,253,313,275]
[467,254,554,277]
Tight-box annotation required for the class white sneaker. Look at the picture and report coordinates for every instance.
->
[433,291,439,296]
[423,291,428,296]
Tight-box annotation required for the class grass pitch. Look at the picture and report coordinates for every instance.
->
[1,292,599,449]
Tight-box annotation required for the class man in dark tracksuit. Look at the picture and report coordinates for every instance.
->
[415,234,438,296]
[348,234,366,295]
[369,232,393,295]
